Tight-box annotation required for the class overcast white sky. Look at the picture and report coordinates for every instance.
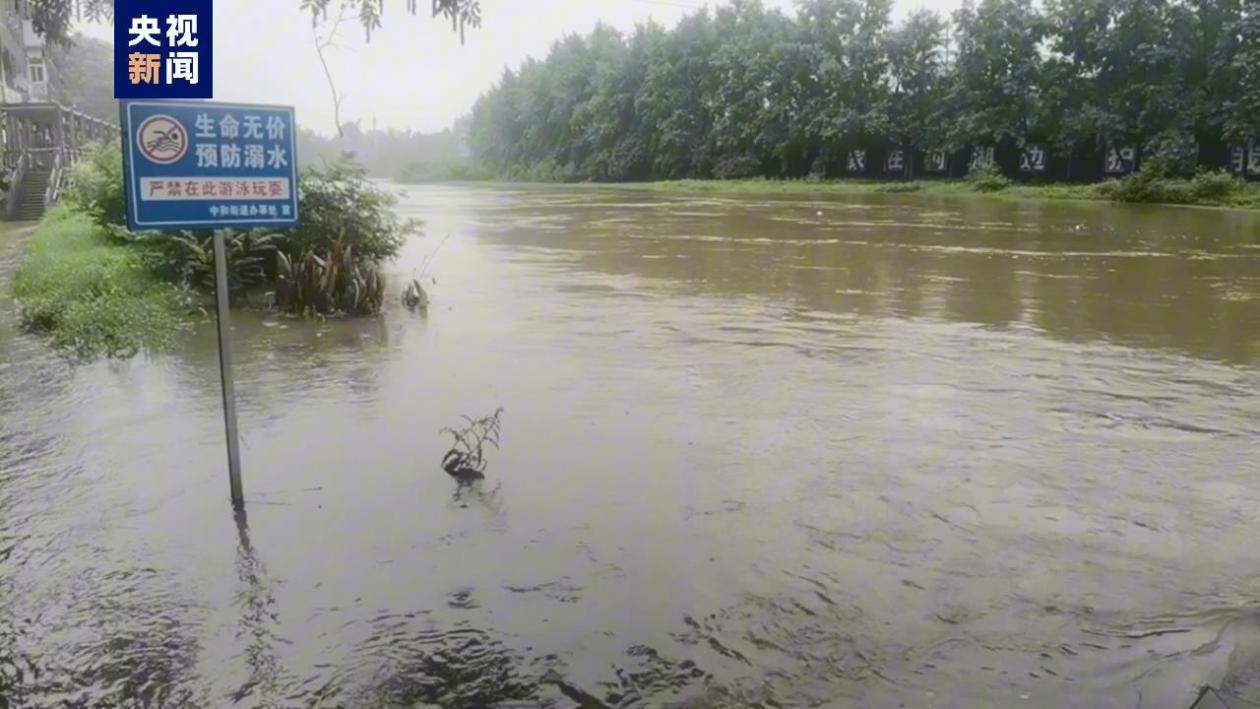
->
[85,0,962,136]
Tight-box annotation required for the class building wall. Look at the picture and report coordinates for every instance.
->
[0,0,48,105]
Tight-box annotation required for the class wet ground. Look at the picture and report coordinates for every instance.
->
[2,185,1260,707]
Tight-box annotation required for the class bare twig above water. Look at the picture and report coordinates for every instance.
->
[417,234,452,280]
[440,408,504,479]
[403,234,451,310]
[312,4,353,137]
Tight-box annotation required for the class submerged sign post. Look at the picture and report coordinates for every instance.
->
[121,100,300,509]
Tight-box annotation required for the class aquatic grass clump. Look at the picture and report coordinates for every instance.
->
[12,207,196,357]
[274,243,385,316]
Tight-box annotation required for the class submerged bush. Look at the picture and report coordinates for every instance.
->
[289,161,419,262]
[145,231,282,294]
[63,149,408,316]
[12,207,195,357]
[275,243,385,316]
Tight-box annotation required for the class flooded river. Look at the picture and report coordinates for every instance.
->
[3,185,1260,708]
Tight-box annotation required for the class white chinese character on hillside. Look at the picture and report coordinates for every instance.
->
[166,14,199,47]
[266,145,288,169]
[266,116,287,141]
[846,149,866,173]
[886,149,904,173]
[1230,145,1246,174]
[194,113,216,138]
[243,116,264,139]
[166,52,198,85]
[1020,145,1046,172]
[244,144,265,169]
[220,143,242,168]
[219,114,240,139]
[128,15,162,46]
[970,146,995,170]
[927,150,947,172]
[196,143,218,168]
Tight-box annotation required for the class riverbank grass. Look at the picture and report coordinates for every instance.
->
[11,207,195,357]
[637,176,1260,209]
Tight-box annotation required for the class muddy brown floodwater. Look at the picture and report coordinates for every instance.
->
[3,185,1260,708]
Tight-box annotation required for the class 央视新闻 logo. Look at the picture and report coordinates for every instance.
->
[115,0,213,99]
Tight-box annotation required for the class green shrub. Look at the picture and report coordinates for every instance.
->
[141,231,282,294]
[1097,172,1176,203]
[11,207,195,357]
[63,140,127,230]
[966,164,1011,192]
[1188,171,1241,202]
[1098,170,1241,205]
[288,160,418,263]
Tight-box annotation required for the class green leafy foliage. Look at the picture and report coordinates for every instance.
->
[1099,170,1248,206]
[965,164,1012,192]
[469,0,1260,189]
[62,143,408,314]
[29,0,479,45]
[274,243,386,316]
[62,141,127,231]
[288,161,418,262]
[11,207,195,357]
[145,232,283,294]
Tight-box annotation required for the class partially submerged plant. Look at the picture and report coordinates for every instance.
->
[402,278,429,310]
[275,241,385,316]
[402,233,450,310]
[440,408,504,480]
[161,231,281,293]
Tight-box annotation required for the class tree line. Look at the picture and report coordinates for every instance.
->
[467,0,1260,182]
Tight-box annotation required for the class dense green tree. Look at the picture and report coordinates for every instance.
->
[947,0,1048,150]
[47,33,115,121]
[468,0,1259,182]
[1223,0,1260,143]
[26,0,479,44]
[886,10,949,172]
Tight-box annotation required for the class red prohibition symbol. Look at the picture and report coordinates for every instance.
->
[137,115,188,164]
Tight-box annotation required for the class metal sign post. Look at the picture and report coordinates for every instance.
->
[119,99,300,509]
[212,229,244,508]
